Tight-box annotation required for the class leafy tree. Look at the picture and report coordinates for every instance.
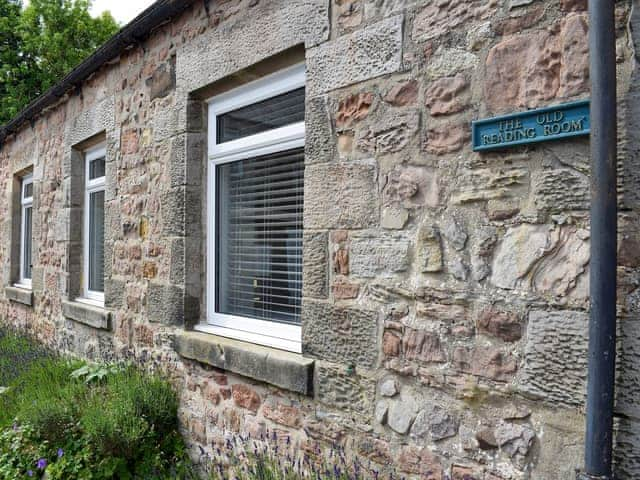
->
[0,0,119,125]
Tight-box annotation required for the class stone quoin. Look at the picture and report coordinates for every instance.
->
[0,1,639,479]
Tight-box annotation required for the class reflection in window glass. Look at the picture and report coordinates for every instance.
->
[88,190,104,293]
[23,206,32,280]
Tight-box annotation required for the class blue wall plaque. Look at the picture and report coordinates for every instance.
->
[472,100,590,152]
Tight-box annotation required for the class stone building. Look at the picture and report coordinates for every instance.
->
[0,0,639,478]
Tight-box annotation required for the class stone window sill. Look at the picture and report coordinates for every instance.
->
[174,331,314,396]
[62,299,111,331]
[5,286,33,306]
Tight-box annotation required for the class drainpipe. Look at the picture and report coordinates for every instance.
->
[578,1,618,479]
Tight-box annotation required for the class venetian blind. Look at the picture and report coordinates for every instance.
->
[216,149,304,325]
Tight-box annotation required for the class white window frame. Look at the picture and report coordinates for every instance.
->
[201,63,305,353]
[81,144,106,306]
[16,173,33,289]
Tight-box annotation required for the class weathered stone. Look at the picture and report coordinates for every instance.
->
[381,205,409,230]
[305,163,378,229]
[384,80,419,106]
[397,445,443,479]
[383,331,402,357]
[453,346,517,382]
[533,168,589,212]
[333,247,349,275]
[302,301,377,367]
[231,384,261,413]
[316,364,375,418]
[491,225,590,299]
[62,300,111,331]
[619,233,640,268]
[426,47,478,80]
[559,13,589,98]
[403,329,446,363]
[417,226,443,273]
[336,0,363,29]
[146,57,176,101]
[357,110,420,154]
[382,165,439,208]
[494,422,536,458]
[411,405,458,441]
[443,217,468,251]
[332,279,360,300]
[561,0,587,11]
[306,95,336,165]
[335,92,374,129]
[477,307,523,342]
[425,75,470,116]
[350,235,410,277]
[518,310,588,406]
[493,5,546,36]
[416,302,467,322]
[451,466,481,480]
[476,427,499,449]
[387,393,419,434]
[424,123,469,155]
[174,332,314,395]
[303,231,328,299]
[4,286,33,306]
[357,436,392,464]
[262,400,302,428]
[177,0,330,93]
[412,0,497,42]
[453,167,528,204]
[375,400,388,424]
[380,378,398,397]
[485,31,560,112]
[307,15,403,94]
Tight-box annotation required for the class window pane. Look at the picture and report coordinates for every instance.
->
[88,190,105,293]
[23,206,32,280]
[23,182,33,199]
[216,149,304,325]
[216,87,305,144]
[89,157,106,180]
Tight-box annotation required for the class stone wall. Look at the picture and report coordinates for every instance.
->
[0,0,639,479]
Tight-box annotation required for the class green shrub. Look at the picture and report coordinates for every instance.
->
[0,328,51,386]
[0,330,196,479]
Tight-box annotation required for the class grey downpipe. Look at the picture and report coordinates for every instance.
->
[577,0,618,479]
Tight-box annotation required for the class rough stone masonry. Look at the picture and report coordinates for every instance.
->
[0,0,640,479]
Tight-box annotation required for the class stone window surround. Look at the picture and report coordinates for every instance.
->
[62,98,117,330]
[168,47,318,393]
[4,164,36,307]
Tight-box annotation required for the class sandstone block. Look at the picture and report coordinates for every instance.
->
[403,328,446,363]
[303,231,328,299]
[335,92,374,129]
[382,165,439,208]
[417,226,443,273]
[231,384,261,413]
[411,405,458,441]
[307,15,403,94]
[397,445,443,479]
[379,378,398,397]
[305,95,336,165]
[384,80,419,106]
[349,235,410,277]
[412,0,497,42]
[302,300,378,366]
[262,400,302,428]
[316,363,375,418]
[332,279,360,300]
[387,392,419,434]
[485,31,560,112]
[452,167,528,204]
[305,163,378,229]
[424,123,469,155]
[533,168,589,212]
[146,57,176,101]
[559,13,589,98]
[356,110,420,154]
[383,331,402,358]
[426,47,478,79]
[453,346,517,382]
[381,205,409,230]
[477,307,523,342]
[518,310,588,406]
[425,75,470,116]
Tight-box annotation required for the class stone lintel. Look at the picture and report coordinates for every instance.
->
[62,300,111,331]
[175,331,314,396]
[5,286,33,306]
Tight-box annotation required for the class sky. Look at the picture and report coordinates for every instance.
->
[90,0,157,25]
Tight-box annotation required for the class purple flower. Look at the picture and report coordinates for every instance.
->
[57,448,64,458]
[37,458,47,470]
[27,470,34,477]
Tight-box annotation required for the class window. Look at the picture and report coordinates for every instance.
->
[82,144,106,304]
[204,64,305,353]
[17,174,33,288]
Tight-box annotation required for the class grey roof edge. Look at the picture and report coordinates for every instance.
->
[0,0,199,147]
